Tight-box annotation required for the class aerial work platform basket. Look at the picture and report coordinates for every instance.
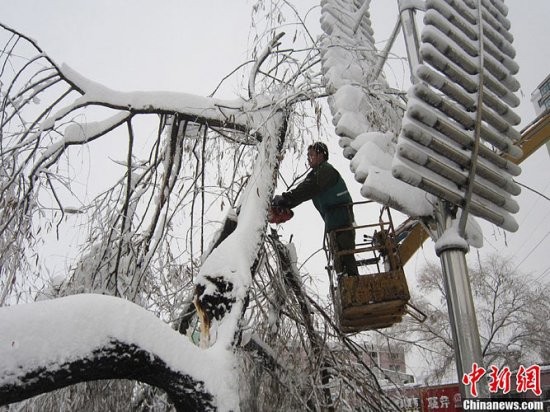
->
[325,202,424,333]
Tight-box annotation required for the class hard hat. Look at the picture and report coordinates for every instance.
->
[308,142,329,159]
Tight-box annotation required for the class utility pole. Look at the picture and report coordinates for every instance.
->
[395,0,521,400]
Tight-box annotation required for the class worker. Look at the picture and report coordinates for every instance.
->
[272,142,359,276]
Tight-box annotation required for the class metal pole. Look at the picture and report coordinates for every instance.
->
[399,1,423,84]
[435,202,489,400]
[396,0,489,400]
[373,17,401,81]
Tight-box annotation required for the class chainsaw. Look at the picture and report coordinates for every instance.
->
[268,206,294,224]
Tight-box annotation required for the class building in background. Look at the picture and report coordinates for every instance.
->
[529,74,550,158]
[531,74,550,116]
[364,343,415,385]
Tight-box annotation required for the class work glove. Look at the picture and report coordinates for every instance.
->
[272,194,290,208]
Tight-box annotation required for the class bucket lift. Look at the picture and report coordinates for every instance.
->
[325,202,425,333]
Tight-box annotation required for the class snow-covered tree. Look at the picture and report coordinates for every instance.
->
[0,1,407,409]
[386,254,550,383]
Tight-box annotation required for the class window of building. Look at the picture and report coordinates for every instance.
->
[390,364,401,372]
[540,81,550,96]
[538,95,550,110]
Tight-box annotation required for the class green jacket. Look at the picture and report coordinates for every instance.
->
[282,161,354,232]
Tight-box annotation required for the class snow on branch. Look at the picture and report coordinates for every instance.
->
[0,294,239,411]
[194,110,287,348]
[0,22,282,303]
[59,64,259,133]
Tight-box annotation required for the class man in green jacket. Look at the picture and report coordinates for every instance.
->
[272,142,359,276]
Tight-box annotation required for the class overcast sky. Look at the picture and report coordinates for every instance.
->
[2,0,549,285]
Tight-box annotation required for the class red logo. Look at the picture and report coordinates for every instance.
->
[463,363,541,397]
[462,363,486,397]
[516,365,542,396]
[488,365,511,394]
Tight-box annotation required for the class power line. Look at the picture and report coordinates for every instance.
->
[514,208,550,259]
[534,265,550,283]
[511,180,550,264]
[513,229,550,272]
[517,181,550,228]
[515,180,550,203]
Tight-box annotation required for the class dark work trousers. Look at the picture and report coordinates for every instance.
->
[330,228,359,276]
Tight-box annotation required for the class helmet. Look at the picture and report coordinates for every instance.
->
[308,142,329,160]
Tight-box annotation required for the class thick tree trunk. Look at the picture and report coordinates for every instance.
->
[0,294,238,411]
[194,112,288,348]
[0,339,215,411]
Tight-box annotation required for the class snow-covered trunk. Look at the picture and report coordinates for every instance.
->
[194,110,287,351]
[0,294,238,412]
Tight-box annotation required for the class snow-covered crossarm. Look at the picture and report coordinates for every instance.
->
[320,0,523,236]
[393,0,523,232]
[319,0,437,220]
[319,0,403,148]
[0,294,239,411]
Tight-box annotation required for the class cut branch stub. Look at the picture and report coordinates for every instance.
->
[194,276,237,347]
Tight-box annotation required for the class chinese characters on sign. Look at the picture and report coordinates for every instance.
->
[463,364,542,397]
[423,386,462,411]
[393,385,462,412]
[426,392,462,410]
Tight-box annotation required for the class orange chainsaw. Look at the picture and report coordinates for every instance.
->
[268,206,294,224]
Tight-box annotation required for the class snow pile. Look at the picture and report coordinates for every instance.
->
[434,210,484,253]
